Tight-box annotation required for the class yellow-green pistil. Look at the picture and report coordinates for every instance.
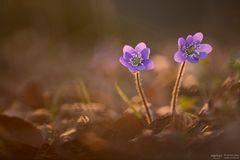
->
[186,45,196,55]
[131,56,142,66]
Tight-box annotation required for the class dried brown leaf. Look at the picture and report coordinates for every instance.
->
[109,114,145,140]
[27,108,51,125]
[0,115,44,147]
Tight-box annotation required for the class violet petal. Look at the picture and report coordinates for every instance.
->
[174,51,186,63]
[193,32,203,42]
[186,35,193,44]
[143,59,154,70]
[178,37,186,48]
[119,57,129,67]
[198,44,213,54]
[123,45,135,54]
[135,42,146,53]
[128,66,138,72]
[123,52,132,60]
[136,65,145,71]
[141,48,150,59]
[196,52,207,58]
[187,56,199,64]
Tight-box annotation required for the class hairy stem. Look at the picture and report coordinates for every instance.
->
[170,61,186,118]
[135,71,152,125]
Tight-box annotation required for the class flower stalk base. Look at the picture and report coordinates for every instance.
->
[135,71,152,125]
[170,61,186,118]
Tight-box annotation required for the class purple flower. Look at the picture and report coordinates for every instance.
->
[119,42,154,72]
[174,32,213,64]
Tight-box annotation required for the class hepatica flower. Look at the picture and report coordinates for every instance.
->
[119,42,154,72]
[171,32,213,121]
[119,42,153,124]
[174,32,213,64]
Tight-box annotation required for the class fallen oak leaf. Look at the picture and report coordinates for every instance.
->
[106,114,146,141]
[0,115,44,148]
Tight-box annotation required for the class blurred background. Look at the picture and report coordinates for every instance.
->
[0,0,240,112]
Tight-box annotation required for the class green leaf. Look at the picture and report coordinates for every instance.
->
[76,80,91,104]
[179,96,197,111]
[115,82,142,119]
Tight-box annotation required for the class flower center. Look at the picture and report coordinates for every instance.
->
[186,45,196,55]
[130,55,143,66]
